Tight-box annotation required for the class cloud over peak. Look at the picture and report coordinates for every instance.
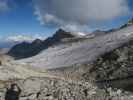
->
[34,0,129,32]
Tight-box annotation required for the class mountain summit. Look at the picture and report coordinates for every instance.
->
[53,29,75,40]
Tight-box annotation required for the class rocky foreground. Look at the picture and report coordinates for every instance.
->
[0,77,133,100]
[0,60,133,100]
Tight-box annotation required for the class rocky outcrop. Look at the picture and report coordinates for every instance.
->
[81,39,133,92]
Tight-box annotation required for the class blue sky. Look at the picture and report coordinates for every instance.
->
[0,0,55,39]
[0,0,133,40]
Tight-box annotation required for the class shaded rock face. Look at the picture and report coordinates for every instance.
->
[7,41,44,59]
[8,29,75,59]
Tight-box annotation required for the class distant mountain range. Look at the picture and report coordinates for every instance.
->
[5,28,120,60]
[8,18,133,60]
[7,29,76,59]
[8,29,114,60]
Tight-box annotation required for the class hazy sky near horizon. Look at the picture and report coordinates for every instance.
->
[0,0,133,41]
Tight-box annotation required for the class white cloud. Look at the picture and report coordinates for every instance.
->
[6,34,46,42]
[33,0,129,32]
[6,35,34,42]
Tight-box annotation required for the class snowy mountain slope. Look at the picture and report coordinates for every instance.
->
[15,25,133,69]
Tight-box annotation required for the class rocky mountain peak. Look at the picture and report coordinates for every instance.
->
[7,29,76,59]
[55,28,66,34]
[32,39,43,45]
[53,28,75,40]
